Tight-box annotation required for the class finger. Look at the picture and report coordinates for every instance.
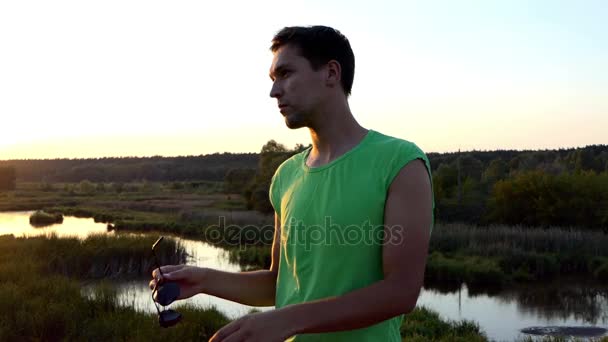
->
[162,266,193,281]
[151,268,163,281]
[222,330,247,342]
[148,279,157,291]
[161,264,186,274]
[209,322,241,342]
[151,265,184,280]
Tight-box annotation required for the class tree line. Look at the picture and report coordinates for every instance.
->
[428,146,608,229]
[2,143,607,229]
[0,153,258,183]
[236,143,608,230]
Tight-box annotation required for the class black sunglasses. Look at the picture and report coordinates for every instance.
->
[151,236,182,328]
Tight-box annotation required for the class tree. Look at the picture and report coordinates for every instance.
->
[433,163,458,198]
[247,140,303,214]
[486,170,608,229]
[261,140,288,154]
[457,155,484,181]
[592,152,608,172]
[482,158,507,184]
[224,168,256,194]
[574,149,595,173]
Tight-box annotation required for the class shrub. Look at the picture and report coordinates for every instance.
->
[29,210,63,226]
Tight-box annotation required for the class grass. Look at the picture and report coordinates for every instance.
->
[0,275,230,341]
[0,233,488,341]
[425,252,506,290]
[0,181,225,212]
[0,234,228,341]
[0,234,186,279]
[401,306,487,342]
[431,223,608,258]
[428,224,608,286]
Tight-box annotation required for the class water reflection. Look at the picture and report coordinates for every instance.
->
[0,211,112,238]
[505,283,608,324]
[418,282,608,341]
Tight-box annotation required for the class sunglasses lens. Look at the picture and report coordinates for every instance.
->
[154,281,180,306]
[159,309,182,328]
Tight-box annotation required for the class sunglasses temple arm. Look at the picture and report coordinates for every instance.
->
[151,247,165,315]
[152,249,164,277]
[151,289,162,315]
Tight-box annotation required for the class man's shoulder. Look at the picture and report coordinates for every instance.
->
[367,130,425,156]
[273,148,309,177]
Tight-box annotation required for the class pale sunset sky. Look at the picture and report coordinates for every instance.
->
[0,0,606,159]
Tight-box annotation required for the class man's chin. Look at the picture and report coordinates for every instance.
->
[284,117,307,129]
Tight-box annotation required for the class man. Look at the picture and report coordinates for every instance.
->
[150,25,434,341]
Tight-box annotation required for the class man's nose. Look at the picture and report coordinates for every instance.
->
[269,81,282,99]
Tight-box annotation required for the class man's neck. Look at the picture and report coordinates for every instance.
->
[306,104,368,168]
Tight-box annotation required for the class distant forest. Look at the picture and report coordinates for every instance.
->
[0,153,259,183]
[1,143,607,229]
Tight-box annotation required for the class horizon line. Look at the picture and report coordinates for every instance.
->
[2,143,607,162]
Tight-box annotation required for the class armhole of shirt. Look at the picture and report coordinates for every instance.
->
[386,145,435,232]
[269,171,282,218]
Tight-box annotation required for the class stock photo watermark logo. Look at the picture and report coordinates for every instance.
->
[203,216,405,250]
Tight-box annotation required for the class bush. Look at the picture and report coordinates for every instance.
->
[29,210,63,226]
[79,180,96,195]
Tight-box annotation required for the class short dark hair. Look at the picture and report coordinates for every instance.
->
[271,25,355,97]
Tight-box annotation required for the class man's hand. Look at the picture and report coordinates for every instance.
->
[149,265,206,301]
[209,310,293,342]
[148,213,281,307]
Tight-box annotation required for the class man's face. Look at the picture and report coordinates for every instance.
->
[269,45,326,129]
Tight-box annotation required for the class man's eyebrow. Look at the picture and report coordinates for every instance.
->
[269,64,289,80]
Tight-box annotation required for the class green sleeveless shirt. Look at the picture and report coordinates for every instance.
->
[269,129,434,341]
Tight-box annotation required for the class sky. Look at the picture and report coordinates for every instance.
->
[1,0,606,159]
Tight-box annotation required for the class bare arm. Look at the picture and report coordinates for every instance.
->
[152,213,282,307]
[197,213,282,306]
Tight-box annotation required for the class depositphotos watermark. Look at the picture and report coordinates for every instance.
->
[203,216,406,251]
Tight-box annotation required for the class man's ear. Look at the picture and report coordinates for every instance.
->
[325,60,342,88]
